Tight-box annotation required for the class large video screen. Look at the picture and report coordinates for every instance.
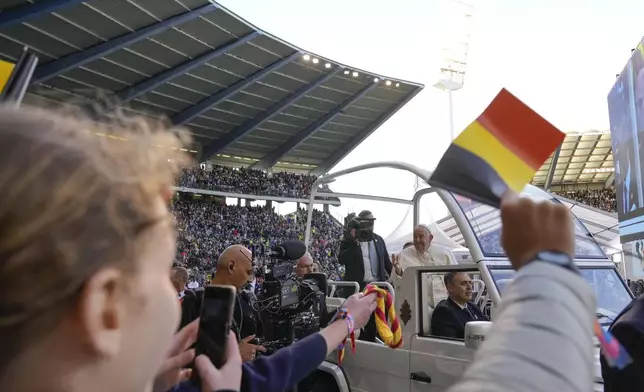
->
[608,38,644,242]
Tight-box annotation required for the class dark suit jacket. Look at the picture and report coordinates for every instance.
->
[431,298,488,339]
[179,289,199,330]
[601,295,644,392]
[338,233,392,290]
[234,291,261,340]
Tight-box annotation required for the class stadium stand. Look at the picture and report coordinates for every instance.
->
[0,0,423,175]
[530,132,617,211]
[173,199,344,282]
[552,188,617,213]
[0,0,424,281]
[179,165,317,198]
[532,132,614,188]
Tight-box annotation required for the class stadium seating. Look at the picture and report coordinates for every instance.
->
[178,166,317,199]
[173,199,344,282]
[552,188,617,213]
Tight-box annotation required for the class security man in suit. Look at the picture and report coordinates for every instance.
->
[431,271,488,339]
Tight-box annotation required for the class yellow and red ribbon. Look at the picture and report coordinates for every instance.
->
[364,284,403,349]
[335,284,403,365]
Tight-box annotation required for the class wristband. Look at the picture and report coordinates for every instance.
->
[334,308,355,335]
[331,307,356,363]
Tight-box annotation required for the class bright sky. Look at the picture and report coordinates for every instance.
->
[220,0,644,240]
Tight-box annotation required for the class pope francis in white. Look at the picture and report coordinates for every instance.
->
[390,224,456,306]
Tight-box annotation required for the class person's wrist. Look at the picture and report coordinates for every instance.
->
[530,250,578,274]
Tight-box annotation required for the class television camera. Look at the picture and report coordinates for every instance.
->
[256,241,327,352]
[345,210,376,242]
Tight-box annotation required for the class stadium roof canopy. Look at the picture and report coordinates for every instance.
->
[0,0,424,176]
[532,131,615,188]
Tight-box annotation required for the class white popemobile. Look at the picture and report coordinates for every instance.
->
[301,162,632,392]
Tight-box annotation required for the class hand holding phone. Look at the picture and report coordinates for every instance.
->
[191,285,236,387]
[195,331,243,392]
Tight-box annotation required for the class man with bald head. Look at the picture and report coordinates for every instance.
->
[212,244,254,290]
[211,244,266,361]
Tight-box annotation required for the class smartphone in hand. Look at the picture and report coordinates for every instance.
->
[191,284,236,387]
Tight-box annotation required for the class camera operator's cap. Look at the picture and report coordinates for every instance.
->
[357,210,376,221]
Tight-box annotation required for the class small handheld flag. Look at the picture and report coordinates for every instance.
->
[594,320,632,370]
[429,89,566,207]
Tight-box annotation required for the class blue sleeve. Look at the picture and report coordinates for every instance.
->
[171,333,327,392]
[241,333,327,392]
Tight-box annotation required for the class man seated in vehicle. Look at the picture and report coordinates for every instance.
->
[431,271,488,339]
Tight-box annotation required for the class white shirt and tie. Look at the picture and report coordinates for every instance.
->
[360,241,376,282]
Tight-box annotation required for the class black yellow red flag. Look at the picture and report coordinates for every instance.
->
[429,89,565,207]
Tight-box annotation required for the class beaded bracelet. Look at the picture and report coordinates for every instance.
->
[334,307,354,335]
[332,307,356,364]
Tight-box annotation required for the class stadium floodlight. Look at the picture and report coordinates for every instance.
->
[395,83,400,87]
[303,54,311,61]
[312,58,319,64]
[374,77,379,83]
[343,70,350,75]
[352,71,359,77]
[325,63,332,68]
[434,0,475,141]
[386,80,392,86]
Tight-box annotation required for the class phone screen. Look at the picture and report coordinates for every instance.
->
[195,285,236,369]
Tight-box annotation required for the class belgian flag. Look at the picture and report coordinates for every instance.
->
[430,89,565,207]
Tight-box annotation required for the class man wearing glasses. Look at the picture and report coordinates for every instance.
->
[431,271,488,339]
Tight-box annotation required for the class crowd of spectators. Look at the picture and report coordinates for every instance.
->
[173,200,344,282]
[552,188,617,213]
[178,166,317,199]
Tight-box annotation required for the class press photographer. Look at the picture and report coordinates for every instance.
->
[338,210,392,342]
[256,241,328,352]
[211,244,265,361]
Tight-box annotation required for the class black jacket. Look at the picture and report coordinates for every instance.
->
[601,295,644,392]
[233,290,261,340]
[431,298,488,339]
[179,289,199,330]
[338,233,392,289]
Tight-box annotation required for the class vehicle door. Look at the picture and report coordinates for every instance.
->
[327,282,411,392]
[409,264,484,392]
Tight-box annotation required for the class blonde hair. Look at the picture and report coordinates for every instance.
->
[0,104,191,373]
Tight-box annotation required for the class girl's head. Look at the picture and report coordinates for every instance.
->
[0,105,190,392]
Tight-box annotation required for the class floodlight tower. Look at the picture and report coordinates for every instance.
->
[434,0,475,141]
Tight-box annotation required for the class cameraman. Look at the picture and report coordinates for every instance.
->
[211,244,266,361]
[294,252,314,278]
[338,210,392,341]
